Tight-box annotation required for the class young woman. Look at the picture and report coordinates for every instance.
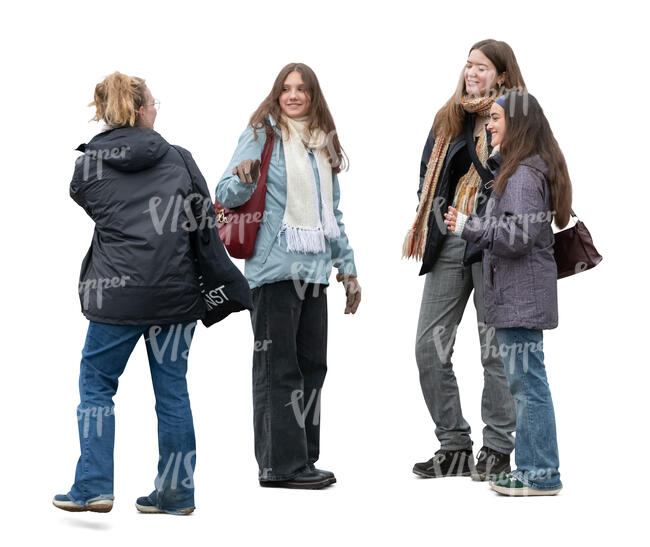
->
[216,63,360,489]
[445,91,572,495]
[55,72,219,515]
[404,40,526,480]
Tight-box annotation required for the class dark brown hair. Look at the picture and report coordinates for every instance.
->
[434,39,526,139]
[249,62,347,173]
[495,92,572,229]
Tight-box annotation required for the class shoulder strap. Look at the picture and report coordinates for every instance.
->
[258,131,274,189]
[464,118,492,185]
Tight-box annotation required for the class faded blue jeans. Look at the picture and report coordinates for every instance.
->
[495,327,562,490]
[67,321,197,513]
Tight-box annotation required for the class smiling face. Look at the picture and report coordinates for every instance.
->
[487,102,506,147]
[465,48,504,96]
[279,71,311,118]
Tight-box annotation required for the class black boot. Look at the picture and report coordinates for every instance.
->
[413,448,475,478]
[472,446,511,481]
[260,466,336,489]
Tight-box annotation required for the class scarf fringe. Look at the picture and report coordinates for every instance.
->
[321,204,340,239]
[280,224,327,254]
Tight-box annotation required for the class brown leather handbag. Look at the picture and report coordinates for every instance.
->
[554,209,602,279]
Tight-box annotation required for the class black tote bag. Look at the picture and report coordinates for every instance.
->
[173,146,253,326]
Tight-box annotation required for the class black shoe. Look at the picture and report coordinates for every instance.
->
[307,463,335,481]
[260,467,336,489]
[413,448,475,478]
[472,446,511,481]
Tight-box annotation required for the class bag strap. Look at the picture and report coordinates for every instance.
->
[257,130,274,190]
[464,118,492,186]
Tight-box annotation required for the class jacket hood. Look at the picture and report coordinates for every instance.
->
[520,154,548,175]
[487,153,548,176]
[77,126,170,172]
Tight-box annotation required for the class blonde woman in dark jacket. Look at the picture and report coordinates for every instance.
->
[54,72,238,515]
[445,91,572,496]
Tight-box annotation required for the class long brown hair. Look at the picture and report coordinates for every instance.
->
[249,62,348,173]
[90,71,148,128]
[433,40,526,139]
[495,92,572,229]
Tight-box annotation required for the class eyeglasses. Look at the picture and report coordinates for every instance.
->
[144,100,160,111]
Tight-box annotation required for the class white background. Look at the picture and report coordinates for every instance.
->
[1,0,647,545]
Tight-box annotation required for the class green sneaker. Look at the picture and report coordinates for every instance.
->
[489,474,562,497]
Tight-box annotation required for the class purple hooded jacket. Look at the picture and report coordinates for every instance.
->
[460,153,558,330]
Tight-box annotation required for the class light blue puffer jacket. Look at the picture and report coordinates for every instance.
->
[216,116,357,289]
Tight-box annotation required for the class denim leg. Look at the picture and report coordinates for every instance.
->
[68,321,144,505]
[296,284,328,465]
[472,261,516,454]
[144,322,197,512]
[495,328,562,490]
[415,235,474,450]
[251,281,309,480]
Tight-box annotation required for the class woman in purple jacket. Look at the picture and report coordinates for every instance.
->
[445,91,572,496]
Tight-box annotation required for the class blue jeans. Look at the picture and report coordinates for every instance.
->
[495,327,562,490]
[67,321,197,513]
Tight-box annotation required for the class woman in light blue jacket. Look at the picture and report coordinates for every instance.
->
[216,62,360,489]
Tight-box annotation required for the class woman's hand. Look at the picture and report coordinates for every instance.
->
[444,206,458,232]
[336,273,361,314]
[233,159,261,184]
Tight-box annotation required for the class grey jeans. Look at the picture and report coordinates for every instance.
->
[415,234,515,453]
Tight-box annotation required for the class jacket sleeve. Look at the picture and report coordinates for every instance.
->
[69,156,93,217]
[329,172,357,276]
[417,128,435,205]
[215,126,264,208]
[461,165,549,258]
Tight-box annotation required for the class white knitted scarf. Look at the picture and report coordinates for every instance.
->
[279,116,340,253]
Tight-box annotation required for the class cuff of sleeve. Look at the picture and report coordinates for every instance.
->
[453,212,468,237]
[336,263,357,277]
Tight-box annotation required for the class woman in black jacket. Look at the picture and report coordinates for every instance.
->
[403,40,526,480]
[54,72,211,515]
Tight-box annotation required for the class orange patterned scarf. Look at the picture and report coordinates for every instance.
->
[402,95,493,260]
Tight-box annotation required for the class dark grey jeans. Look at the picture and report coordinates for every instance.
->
[415,234,515,453]
[250,280,328,480]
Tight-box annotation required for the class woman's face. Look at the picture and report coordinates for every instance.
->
[279,71,311,118]
[138,87,157,129]
[487,103,506,147]
[465,49,503,96]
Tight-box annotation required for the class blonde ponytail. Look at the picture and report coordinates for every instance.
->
[90,71,148,128]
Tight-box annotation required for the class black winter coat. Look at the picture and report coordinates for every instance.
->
[417,113,493,275]
[70,126,206,325]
